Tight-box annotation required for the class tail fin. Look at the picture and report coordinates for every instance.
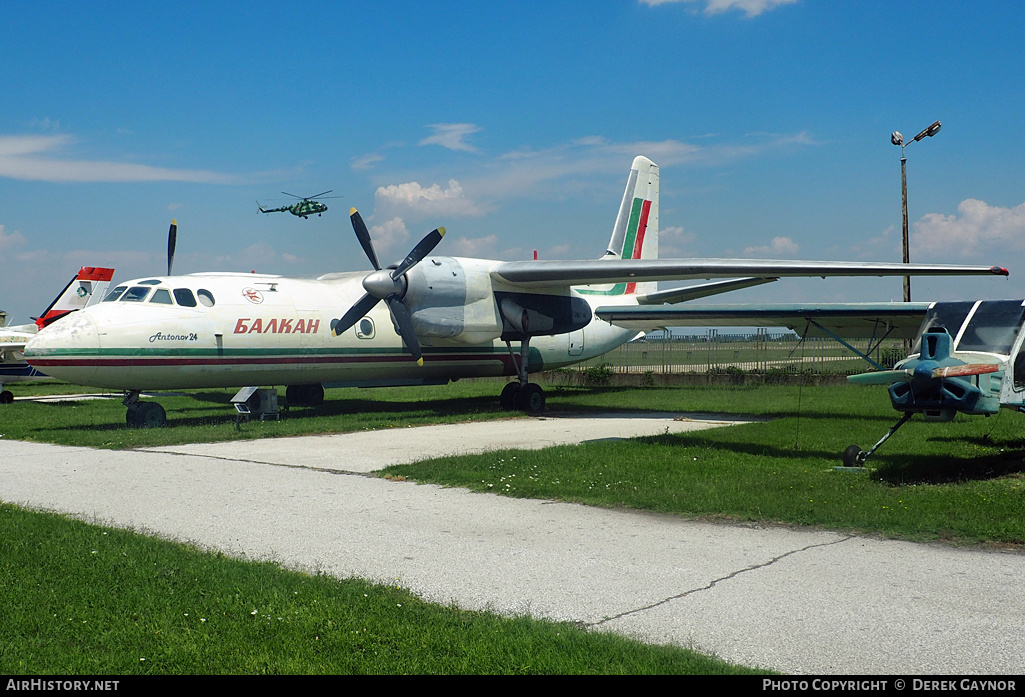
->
[34,267,115,330]
[595,156,659,296]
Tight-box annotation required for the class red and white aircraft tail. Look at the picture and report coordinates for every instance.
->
[33,266,115,330]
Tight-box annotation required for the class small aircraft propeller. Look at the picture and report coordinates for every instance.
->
[330,208,445,365]
[848,362,999,386]
[167,220,178,276]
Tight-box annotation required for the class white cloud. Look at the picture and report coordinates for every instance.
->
[448,234,499,258]
[639,0,799,17]
[419,123,482,153]
[659,224,697,258]
[368,217,411,256]
[0,225,27,252]
[743,236,799,257]
[351,153,384,171]
[911,199,1025,259]
[0,134,239,183]
[375,179,491,218]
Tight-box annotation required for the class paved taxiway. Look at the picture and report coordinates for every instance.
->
[1,412,1023,675]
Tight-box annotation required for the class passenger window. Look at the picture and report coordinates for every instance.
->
[197,289,215,307]
[103,286,127,302]
[150,289,173,304]
[121,286,151,302]
[173,289,197,307]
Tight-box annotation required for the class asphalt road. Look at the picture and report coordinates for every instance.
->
[1,412,1023,675]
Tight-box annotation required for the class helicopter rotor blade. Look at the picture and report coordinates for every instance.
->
[167,220,177,276]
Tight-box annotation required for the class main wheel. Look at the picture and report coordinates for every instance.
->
[516,383,546,415]
[0,390,14,404]
[499,382,521,411]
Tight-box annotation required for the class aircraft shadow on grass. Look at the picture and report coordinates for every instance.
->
[637,430,1025,485]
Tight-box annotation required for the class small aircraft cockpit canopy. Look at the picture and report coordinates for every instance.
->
[914,299,1025,356]
[101,285,216,308]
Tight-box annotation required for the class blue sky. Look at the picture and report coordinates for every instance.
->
[3,0,1025,323]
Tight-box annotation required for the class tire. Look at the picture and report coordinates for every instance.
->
[0,390,13,404]
[134,402,166,428]
[842,444,865,467]
[517,383,546,415]
[499,382,521,411]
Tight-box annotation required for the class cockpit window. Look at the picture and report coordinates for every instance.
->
[912,301,975,354]
[103,286,127,302]
[173,289,197,307]
[150,289,173,304]
[197,289,215,307]
[121,286,152,302]
[956,300,1025,355]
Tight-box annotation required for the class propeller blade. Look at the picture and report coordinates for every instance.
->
[167,220,177,276]
[391,227,446,280]
[331,293,380,336]
[386,296,423,365]
[309,190,333,199]
[932,363,1000,379]
[350,208,381,271]
[848,370,913,385]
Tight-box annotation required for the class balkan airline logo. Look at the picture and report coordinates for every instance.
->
[234,318,321,334]
[242,288,264,304]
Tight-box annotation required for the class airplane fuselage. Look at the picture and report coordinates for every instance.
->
[24,259,637,392]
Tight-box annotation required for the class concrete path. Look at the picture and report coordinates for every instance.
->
[1,412,1022,675]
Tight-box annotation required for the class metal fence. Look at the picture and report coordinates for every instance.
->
[571,329,904,375]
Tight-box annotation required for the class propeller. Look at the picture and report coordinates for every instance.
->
[330,208,445,365]
[848,362,999,385]
[167,220,177,275]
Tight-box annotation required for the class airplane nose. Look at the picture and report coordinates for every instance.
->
[24,311,100,385]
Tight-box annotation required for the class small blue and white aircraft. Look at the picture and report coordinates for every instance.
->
[597,297,1025,466]
[24,156,1009,427]
[1,266,114,403]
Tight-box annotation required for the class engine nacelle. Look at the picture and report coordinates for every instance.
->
[403,257,504,344]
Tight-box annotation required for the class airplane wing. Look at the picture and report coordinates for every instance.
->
[594,302,932,339]
[490,259,1008,288]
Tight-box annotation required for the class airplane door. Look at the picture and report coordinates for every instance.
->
[569,330,584,356]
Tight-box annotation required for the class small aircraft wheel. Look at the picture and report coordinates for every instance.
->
[134,402,166,428]
[842,444,866,467]
[0,390,14,404]
[517,383,546,415]
[499,382,521,411]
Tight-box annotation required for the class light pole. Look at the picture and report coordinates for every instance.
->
[891,120,942,302]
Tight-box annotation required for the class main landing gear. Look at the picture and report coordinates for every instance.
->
[501,338,546,415]
[124,391,166,428]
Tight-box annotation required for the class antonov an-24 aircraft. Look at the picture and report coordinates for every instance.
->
[24,156,1009,427]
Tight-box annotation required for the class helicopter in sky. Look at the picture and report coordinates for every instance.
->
[258,190,341,219]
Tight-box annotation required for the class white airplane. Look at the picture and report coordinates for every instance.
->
[24,156,1009,427]
[1,266,115,403]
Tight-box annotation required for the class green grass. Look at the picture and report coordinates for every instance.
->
[5,379,1025,545]
[0,503,764,675]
